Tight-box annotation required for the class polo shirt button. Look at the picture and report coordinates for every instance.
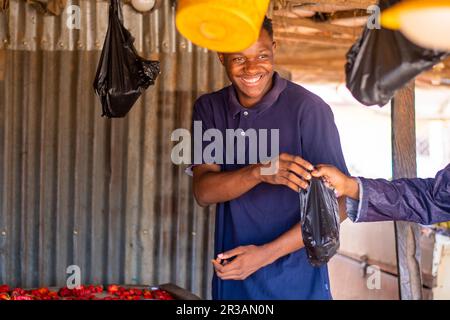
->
[240,131,245,136]
[243,111,249,116]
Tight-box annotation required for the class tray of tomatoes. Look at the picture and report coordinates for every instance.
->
[0,284,174,300]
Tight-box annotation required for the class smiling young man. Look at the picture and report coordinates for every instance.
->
[191,17,349,300]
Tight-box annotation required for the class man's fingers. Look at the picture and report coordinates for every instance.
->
[215,260,244,279]
[218,247,244,260]
[211,259,224,272]
[218,273,244,280]
[311,165,333,178]
[311,167,323,177]
[280,161,312,181]
[219,259,242,273]
[211,259,221,268]
[216,270,243,280]
[323,181,334,190]
[279,153,314,170]
[280,171,308,190]
[294,156,314,172]
[279,153,314,171]
[279,176,302,192]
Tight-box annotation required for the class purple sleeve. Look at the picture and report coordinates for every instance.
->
[355,164,450,224]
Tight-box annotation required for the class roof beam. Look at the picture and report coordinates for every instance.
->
[281,0,377,10]
[275,31,355,47]
[273,16,363,37]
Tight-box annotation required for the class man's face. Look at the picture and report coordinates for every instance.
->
[219,29,276,107]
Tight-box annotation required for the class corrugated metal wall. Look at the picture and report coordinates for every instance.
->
[0,0,228,299]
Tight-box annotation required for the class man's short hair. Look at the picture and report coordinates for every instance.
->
[262,16,273,39]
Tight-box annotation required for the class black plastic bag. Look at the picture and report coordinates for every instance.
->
[345,0,448,107]
[93,0,160,118]
[299,177,340,267]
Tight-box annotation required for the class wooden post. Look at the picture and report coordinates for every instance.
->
[0,50,5,81]
[391,81,423,300]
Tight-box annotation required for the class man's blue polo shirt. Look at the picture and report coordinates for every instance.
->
[192,72,349,300]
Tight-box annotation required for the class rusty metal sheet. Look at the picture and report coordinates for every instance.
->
[0,0,229,299]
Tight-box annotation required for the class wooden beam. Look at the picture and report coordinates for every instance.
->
[0,49,5,81]
[282,64,346,83]
[391,81,423,300]
[275,56,346,68]
[275,31,355,47]
[273,16,363,37]
[277,44,349,57]
[282,0,377,10]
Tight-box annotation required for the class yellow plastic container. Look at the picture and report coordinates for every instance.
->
[176,0,271,52]
[381,0,450,29]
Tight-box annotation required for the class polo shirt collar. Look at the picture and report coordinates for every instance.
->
[228,72,287,118]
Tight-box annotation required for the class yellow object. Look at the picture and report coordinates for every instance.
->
[380,0,450,51]
[437,222,450,229]
[381,0,450,29]
[176,0,270,52]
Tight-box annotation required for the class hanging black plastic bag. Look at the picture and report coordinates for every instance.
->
[345,0,448,107]
[299,177,340,267]
[93,0,160,118]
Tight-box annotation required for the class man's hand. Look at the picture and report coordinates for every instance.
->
[193,153,314,207]
[258,153,315,192]
[211,245,276,281]
[311,164,359,199]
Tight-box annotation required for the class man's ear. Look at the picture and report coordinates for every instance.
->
[218,53,225,66]
[272,41,277,51]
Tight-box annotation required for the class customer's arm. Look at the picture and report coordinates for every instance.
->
[312,164,450,225]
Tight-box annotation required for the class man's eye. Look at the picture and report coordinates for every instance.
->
[259,55,268,59]
[233,57,245,63]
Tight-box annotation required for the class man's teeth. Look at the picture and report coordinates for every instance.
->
[242,75,262,84]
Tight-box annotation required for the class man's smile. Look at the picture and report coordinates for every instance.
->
[240,74,265,87]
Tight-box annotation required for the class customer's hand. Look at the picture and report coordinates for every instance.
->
[311,164,359,199]
[256,153,314,192]
[211,245,275,281]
